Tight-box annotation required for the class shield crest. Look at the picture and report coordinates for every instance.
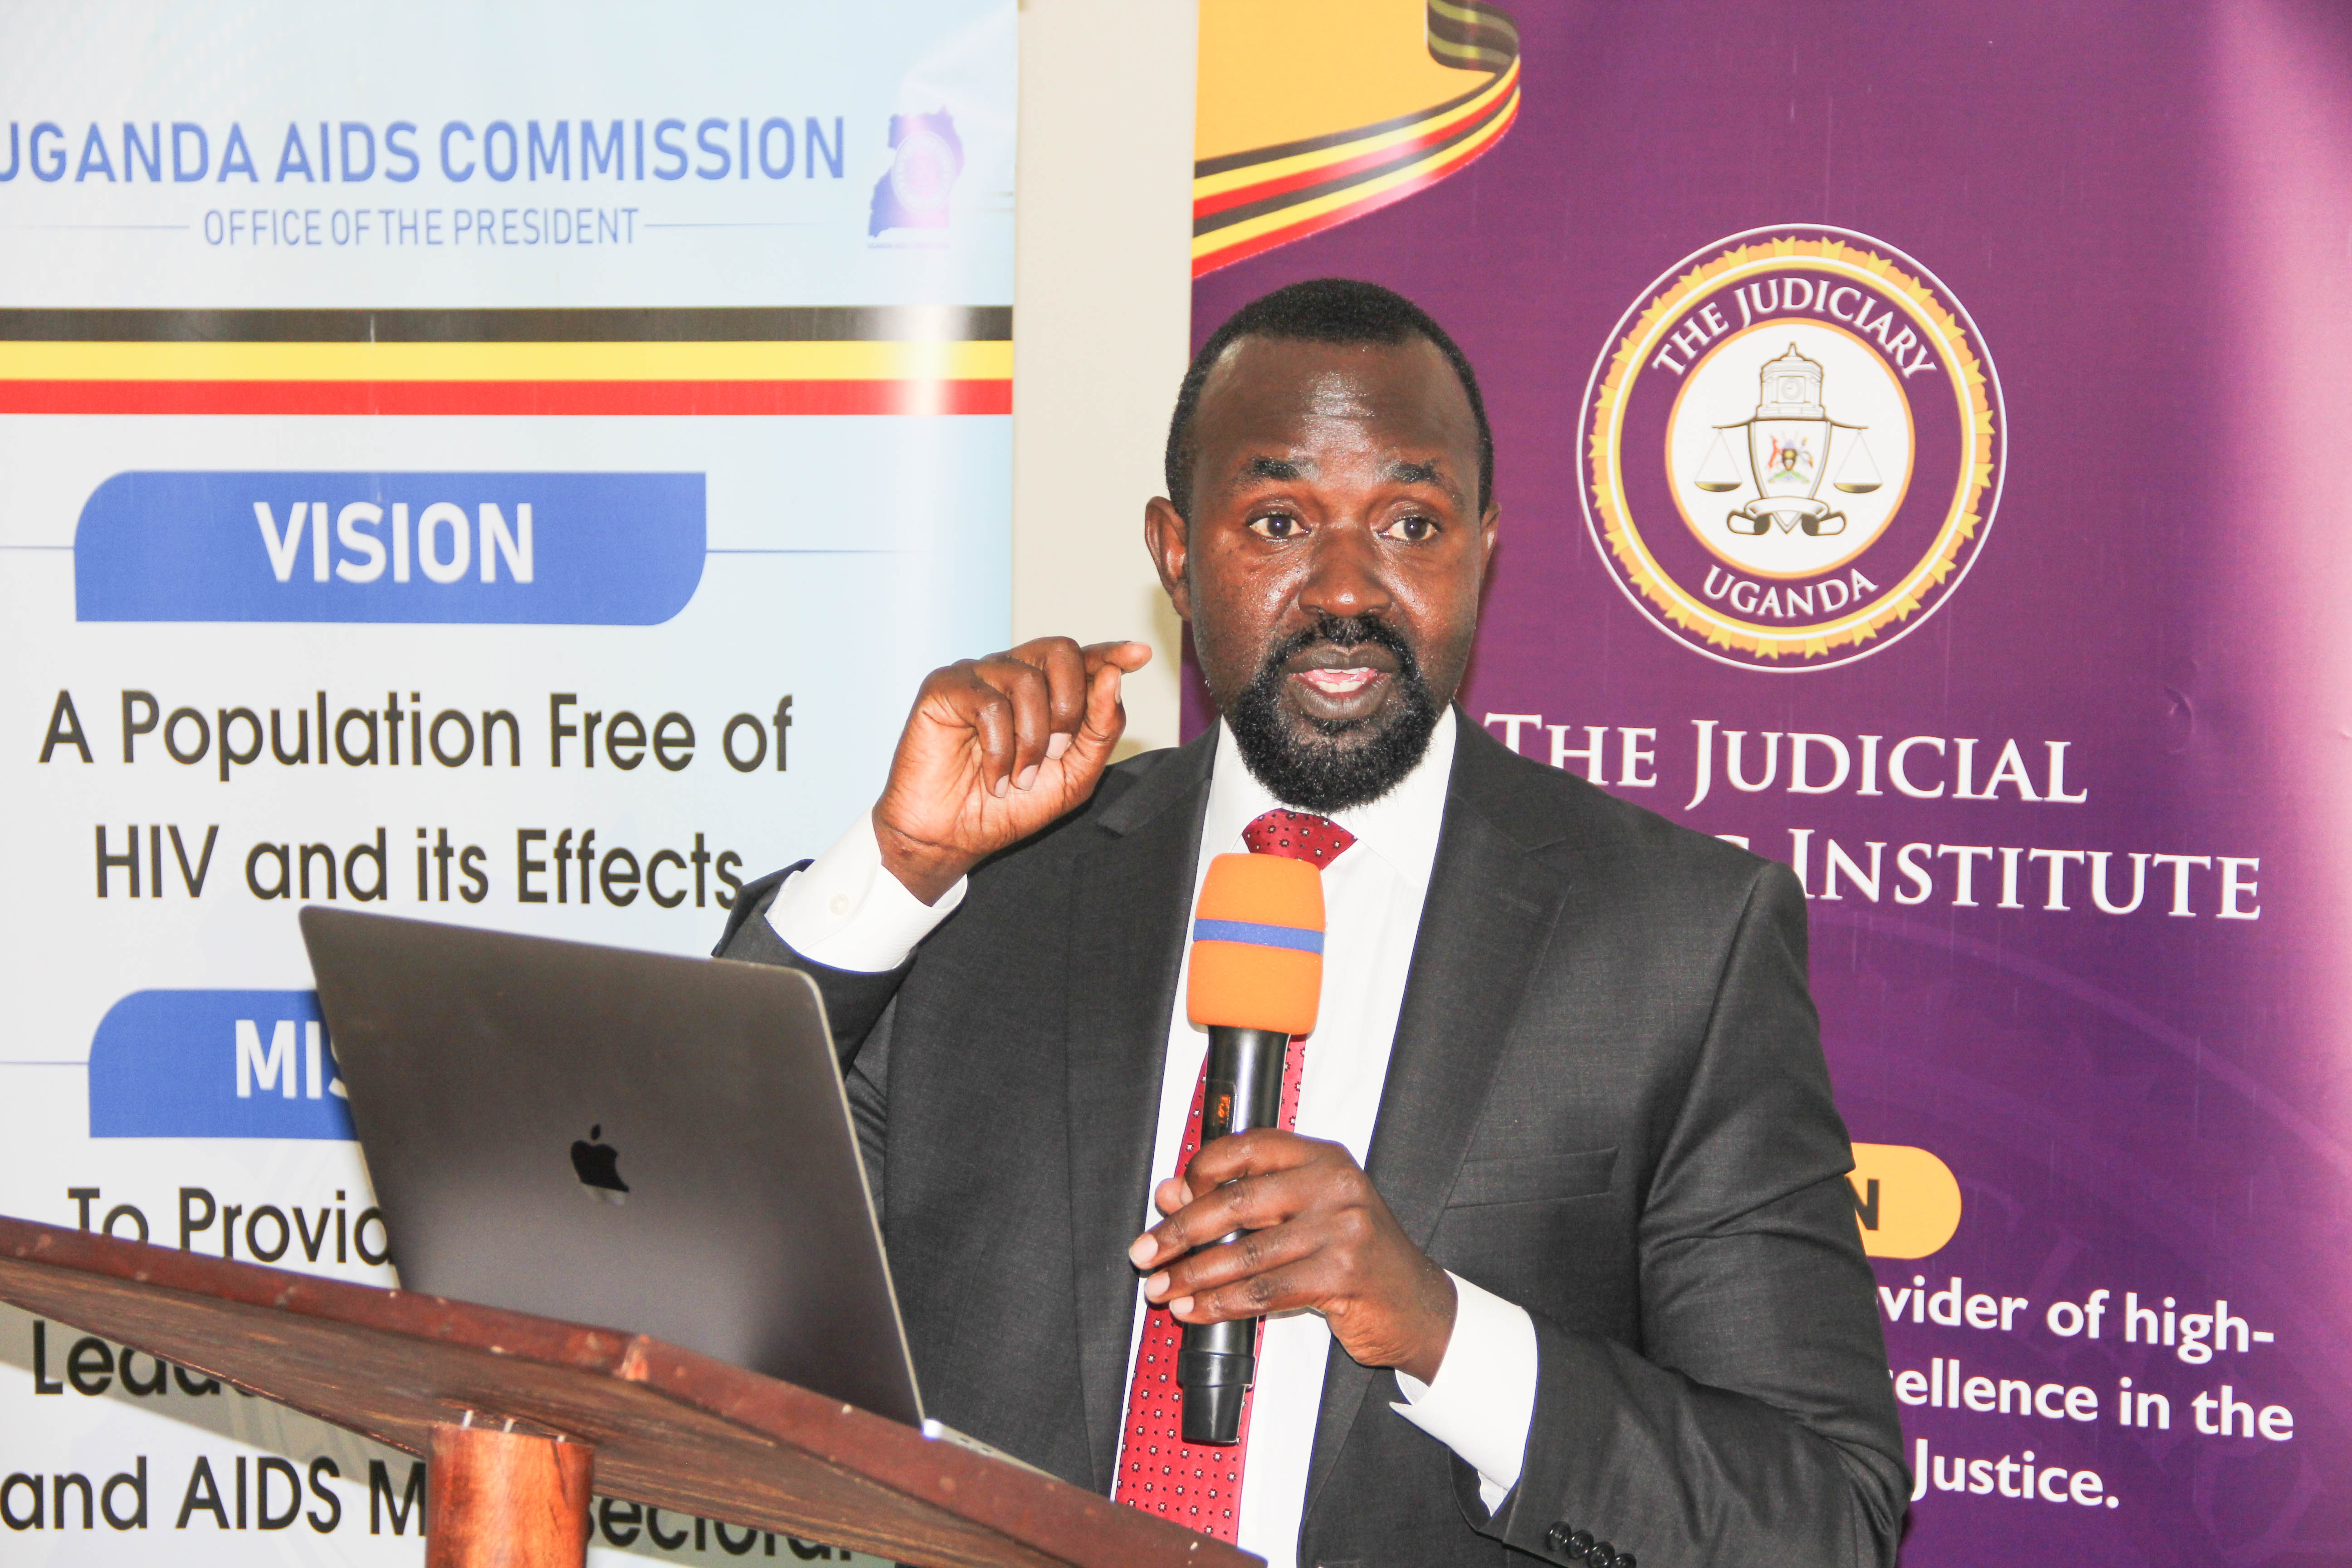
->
[1721,344,1856,537]
[1748,419,1830,525]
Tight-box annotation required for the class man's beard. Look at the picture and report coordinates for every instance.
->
[1222,616,1445,813]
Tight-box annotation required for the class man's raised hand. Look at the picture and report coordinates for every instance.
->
[873,637,1153,905]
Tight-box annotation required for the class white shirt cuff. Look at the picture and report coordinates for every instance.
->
[762,813,967,973]
[1389,1273,1538,1514]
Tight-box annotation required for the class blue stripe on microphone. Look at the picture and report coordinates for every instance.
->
[1192,918,1324,954]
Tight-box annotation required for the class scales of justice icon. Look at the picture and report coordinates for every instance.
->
[1693,343,1882,537]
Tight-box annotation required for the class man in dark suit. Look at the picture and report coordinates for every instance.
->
[718,279,1906,1567]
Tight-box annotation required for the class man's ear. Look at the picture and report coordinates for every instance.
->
[1479,501,1502,577]
[1145,495,1194,622]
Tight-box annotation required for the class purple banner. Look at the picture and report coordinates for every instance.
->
[1192,2,2352,1561]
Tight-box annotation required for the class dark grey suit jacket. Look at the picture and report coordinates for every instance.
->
[716,715,1906,1567]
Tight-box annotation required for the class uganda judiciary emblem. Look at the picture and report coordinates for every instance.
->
[1580,225,2004,669]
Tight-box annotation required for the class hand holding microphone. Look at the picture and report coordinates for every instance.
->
[1134,850,1458,1440]
[1166,850,1326,1443]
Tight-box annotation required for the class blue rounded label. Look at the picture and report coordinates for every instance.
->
[89,989,357,1141]
[74,470,706,624]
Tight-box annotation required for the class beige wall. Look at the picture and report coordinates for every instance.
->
[1011,0,1197,754]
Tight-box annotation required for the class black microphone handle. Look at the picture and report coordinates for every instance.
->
[1176,1024,1290,1446]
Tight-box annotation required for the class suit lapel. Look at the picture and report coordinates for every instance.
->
[1303,720,1575,1515]
[1064,735,1214,1493]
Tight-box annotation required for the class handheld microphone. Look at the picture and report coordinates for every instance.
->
[1175,851,1325,1445]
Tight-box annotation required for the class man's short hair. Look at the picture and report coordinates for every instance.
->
[1163,277,1495,520]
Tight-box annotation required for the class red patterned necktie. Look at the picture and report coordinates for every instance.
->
[1113,808,1356,1540]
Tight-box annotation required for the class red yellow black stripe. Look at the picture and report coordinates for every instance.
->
[1192,0,1520,277]
[0,307,1012,416]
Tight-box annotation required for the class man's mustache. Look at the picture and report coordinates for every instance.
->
[1255,616,1423,684]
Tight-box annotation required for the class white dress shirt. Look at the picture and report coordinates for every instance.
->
[766,707,1538,1564]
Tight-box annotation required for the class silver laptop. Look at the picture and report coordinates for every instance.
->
[299,905,923,1427]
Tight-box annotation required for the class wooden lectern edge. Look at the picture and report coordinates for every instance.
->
[428,1421,598,1568]
[0,1215,1259,1568]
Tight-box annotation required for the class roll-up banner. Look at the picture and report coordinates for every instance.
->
[0,3,1011,1561]
[1194,1,2347,1562]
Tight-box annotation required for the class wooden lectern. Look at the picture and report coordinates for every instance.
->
[0,1216,1256,1568]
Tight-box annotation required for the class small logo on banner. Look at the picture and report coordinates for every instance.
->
[868,111,963,236]
[1581,225,2004,670]
[74,471,705,624]
[88,990,355,1141]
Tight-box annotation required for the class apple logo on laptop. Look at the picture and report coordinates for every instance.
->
[571,1125,629,1205]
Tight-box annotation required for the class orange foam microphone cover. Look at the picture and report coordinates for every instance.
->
[1186,852,1326,1036]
